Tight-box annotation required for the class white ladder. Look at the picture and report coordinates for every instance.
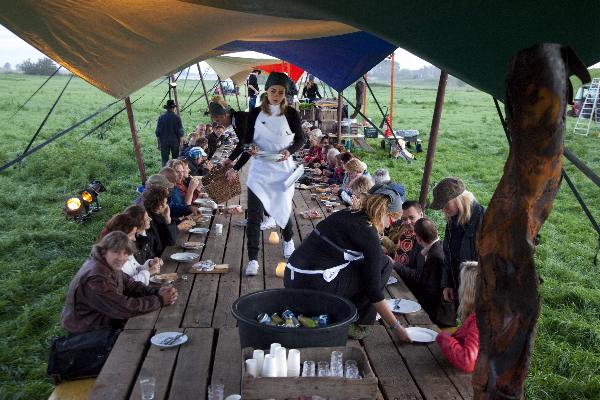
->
[573,78,600,136]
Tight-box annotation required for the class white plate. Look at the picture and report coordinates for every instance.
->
[170,252,200,262]
[405,327,438,343]
[150,332,188,348]
[386,299,422,314]
[189,227,210,235]
[387,276,398,286]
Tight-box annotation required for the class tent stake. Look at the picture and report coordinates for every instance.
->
[170,75,181,116]
[418,70,448,208]
[124,96,147,184]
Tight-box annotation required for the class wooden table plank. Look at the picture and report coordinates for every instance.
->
[89,330,152,400]
[211,327,242,398]
[182,273,220,328]
[386,271,433,326]
[427,340,474,400]
[169,328,215,400]
[128,328,184,400]
[362,325,423,400]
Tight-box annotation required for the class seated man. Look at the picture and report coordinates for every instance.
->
[390,200,423,269]
[61,231,177,334]
[395,218,449,326]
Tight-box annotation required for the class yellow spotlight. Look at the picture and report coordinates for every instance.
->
[81,191,94,205]
[66,197,82,212]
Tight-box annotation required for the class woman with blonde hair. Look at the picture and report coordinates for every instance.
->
[285,183,410,342]
[435,261,479,373]
[430,177,485,306]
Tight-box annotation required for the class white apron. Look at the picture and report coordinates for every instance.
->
[246,106,296,228]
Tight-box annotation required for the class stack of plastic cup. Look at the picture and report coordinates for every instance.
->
[302,360,316,377]
[275,347,288,377]
[245,359,257,378]
[252,349,264,377]
[263,354,277,377]
[330,351,343,377]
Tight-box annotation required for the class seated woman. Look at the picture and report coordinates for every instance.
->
[124,205,156,263]
[61,231,177,334]
[97,212,162,285]
[303,132,324,165]
[168,158,201,205]
[342,175,374,208]
[284,184,410,342]
[180,131,199,157]
[435,261,479,373]
[142,187,178,257]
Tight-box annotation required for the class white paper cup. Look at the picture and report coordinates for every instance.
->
[269,343,281,356]
[245,358,258,378]
[252,349,264,378]
[287,349,301,377]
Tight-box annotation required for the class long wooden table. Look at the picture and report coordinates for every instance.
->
[89,167,473,400]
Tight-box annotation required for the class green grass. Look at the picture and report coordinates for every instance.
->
[0,72,599,399]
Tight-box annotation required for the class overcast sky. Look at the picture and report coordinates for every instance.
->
[0,25,431,71]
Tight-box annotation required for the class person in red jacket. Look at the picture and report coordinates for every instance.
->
[435,261,479,373]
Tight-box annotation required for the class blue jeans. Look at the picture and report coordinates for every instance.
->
[248,96,257,110]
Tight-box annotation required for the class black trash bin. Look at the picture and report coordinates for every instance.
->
[232,288,357,349]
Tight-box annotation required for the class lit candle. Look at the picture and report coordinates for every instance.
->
[275,262,286,278]
[268,231,280,244]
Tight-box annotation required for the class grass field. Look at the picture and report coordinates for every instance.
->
[0,72,599,399]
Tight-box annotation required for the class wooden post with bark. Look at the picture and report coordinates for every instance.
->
[473,43,589,399]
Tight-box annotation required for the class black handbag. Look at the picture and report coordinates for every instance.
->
[47,328,120,384]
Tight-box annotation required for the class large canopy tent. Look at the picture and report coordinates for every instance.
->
[204,55,285,87]
[3,2,600,399]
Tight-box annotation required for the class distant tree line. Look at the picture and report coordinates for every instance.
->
[17,57,57,75]
[367,59,467,86]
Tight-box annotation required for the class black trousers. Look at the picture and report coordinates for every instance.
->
[160,142,180,166]
[248,96,257,110]
[284,255,392,325]
[247,189,293,261]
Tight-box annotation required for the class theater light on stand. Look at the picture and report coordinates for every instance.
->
[64,180,105,223]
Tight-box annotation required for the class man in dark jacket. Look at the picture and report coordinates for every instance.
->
[350,79,365,119]
[61,231,177,334]
[155,99,184,166]
[246,69,261,110]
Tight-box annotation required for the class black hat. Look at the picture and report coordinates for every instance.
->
[164,99,176,109]
[265,72,290,92]
[208,101,229,116]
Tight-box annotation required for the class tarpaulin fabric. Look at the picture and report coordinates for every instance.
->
[2,0,600,99]
[0,1,355,98]
[205,55,282,86]
[255,63,304,83]
[219,31,395,91]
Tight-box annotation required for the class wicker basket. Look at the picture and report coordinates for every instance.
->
[201,168,241,204]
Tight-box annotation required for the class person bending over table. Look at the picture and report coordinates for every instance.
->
[284,183,410,342]
[61,231,177,334]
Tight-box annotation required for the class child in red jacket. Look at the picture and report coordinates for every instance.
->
[435,261,479,373]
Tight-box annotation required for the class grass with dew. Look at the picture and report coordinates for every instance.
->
[0,72,599,399]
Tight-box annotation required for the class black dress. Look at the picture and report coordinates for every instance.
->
[284,209,392,324]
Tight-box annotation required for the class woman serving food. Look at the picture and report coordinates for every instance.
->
[218,72,306,276]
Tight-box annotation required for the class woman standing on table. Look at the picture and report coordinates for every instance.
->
[284,184,411,342]
[223,72,306,276]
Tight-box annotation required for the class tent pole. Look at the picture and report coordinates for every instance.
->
[418,71,448,208]
[337,91,343,143]
[217,75,226,101]
[170,75,181,116]
[389,52,395,129]
[197,63,210,109]
[124,96,146,184]
[362,74,367,125]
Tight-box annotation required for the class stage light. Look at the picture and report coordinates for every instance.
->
[80,180,105,211]
[65,180,105,223]
[65,197,82,213]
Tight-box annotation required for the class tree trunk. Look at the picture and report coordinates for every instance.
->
[473,44,576,399]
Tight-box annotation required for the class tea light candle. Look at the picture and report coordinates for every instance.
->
[275,261,286,278]
[268,231,280,244]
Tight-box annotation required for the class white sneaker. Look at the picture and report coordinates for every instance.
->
[245,260,259,276]
[260,216,277,230]
[283,240,295,259]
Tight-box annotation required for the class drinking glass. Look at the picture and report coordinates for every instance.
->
[208,383,224,400]
[302,360,315,377]
[344,360,360,379]
[317,361,329,377]
[139,377,155,400]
